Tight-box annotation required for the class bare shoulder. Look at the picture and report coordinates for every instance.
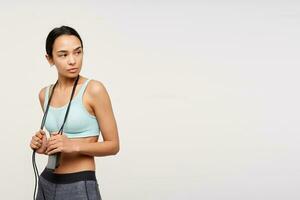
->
[87,79,109,98]
[86,79,113,111]
[38,86,48,111]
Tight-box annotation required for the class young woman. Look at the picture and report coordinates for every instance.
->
[29,25,120,200]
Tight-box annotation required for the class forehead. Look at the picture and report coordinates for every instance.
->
[53,35,82,52]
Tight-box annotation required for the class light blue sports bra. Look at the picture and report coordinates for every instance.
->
[43,78,100,138]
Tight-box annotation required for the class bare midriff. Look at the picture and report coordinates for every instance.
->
[53,136,98,174]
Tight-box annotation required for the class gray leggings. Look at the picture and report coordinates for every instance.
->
[36,168,102,200]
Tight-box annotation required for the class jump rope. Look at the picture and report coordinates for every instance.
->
[32,75,80,200]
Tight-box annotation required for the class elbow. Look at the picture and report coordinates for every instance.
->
[112,143,120,155]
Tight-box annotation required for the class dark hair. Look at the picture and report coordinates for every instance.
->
[45,25,83,58]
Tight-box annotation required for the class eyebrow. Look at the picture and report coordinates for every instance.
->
[56,46,82,53]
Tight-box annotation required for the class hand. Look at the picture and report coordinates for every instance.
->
[45,131,77,155]
[30,129,47,154]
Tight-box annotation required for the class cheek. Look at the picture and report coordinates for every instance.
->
[77,55,83,62]
[53,59,66,69]
[55,65,64,72]
[76,57,83,67]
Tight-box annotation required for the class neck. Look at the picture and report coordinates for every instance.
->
[56,75,80,90]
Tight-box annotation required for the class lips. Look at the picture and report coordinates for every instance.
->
[67,68,78,72]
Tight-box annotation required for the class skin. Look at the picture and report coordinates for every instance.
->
[30,35,120,173]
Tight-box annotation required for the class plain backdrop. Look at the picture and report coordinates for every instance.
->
[0,1,299,199]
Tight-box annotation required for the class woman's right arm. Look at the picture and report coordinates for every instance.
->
[29,87,48,154]
[38,86,47,112]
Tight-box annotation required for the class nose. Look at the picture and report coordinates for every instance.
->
[67,54,76,65]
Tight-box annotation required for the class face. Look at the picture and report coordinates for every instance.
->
[46,35,83,78]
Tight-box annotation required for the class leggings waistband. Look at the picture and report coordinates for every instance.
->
[41,168,97,184]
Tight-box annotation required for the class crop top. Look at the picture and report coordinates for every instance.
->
[43,78,100,138]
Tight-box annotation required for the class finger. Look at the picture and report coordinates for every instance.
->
[39,130,46,135]
[37,130,46,139]
[48,134,58,141]
[36,132,43,139]
[50,134,62,141]
[33,140,42,147]
[34,135,42,141]
[37,130,45,135]
[46,146,62,155]
[50,131,60,136]
[46,142,61,154]
[51,131,59,136]
[34,136,42,144]
[47,139,57,147]
[32,140,42,149]
[42,135,47,143]
[30,142,39,150]
[46,148,61,155]
[30,143,36,149]
[48,138,58,145]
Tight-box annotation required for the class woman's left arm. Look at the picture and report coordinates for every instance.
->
[74,80,120,157]
[45,80,120,157]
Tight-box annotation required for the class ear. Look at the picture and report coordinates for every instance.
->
[45,54,54,66]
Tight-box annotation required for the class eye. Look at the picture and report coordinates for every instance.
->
[75,51,82,55]
[59,54,67,57]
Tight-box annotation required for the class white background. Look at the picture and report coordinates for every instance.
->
[0,1,299,199]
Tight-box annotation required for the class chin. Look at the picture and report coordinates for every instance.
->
[66,73,80,78]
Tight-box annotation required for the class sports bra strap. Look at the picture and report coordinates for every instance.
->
[76,78,91,100]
